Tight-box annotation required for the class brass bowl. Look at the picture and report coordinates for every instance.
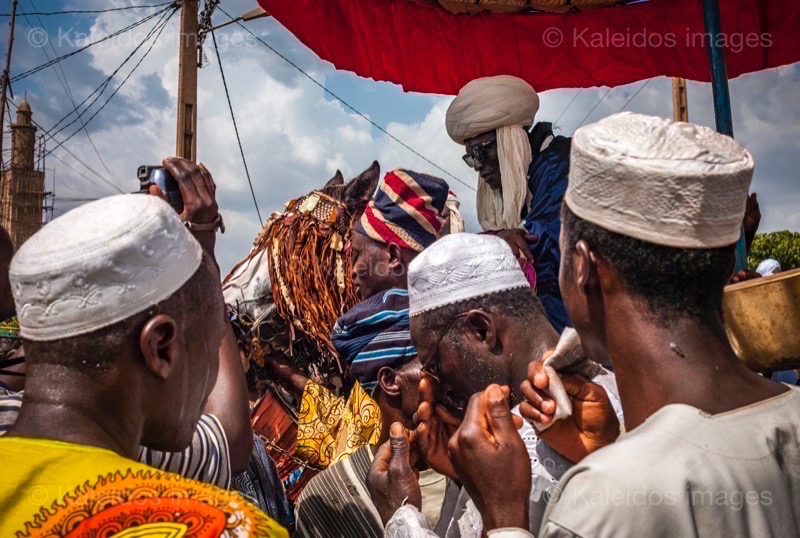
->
[723,268,800,372]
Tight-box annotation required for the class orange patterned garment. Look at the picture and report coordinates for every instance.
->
[295,380,382,469]
[0,437,287,538]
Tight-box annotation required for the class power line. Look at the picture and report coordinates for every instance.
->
[43,6,175,142]
[23,0,124,193]
[5,99,124,194]
[216,5,476,193]
[4,6,175,170]
[43,8,176,158]
[575,88,612,129]
[48,152,120,196]
[0,2,175,17]
[10,5,171,83]
[619,79,651,112]
[210,28,263,226]
[553,89,582,130]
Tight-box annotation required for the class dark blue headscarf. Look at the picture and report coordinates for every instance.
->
[332,288,416,389]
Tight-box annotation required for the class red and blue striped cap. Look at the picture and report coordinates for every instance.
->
[354,169,449,252]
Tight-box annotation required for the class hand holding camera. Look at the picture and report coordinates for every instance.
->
[139,158,224,257]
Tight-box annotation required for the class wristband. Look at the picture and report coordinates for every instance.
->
[184,213,225,234]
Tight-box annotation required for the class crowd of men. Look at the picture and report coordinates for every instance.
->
[1,76,798,537]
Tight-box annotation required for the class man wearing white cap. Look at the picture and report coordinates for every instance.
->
[0,162,286,536]
[436,113,800,537]
[366,233,622,537]
[446,75,571,332]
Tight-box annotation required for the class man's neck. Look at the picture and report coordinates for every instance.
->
[9,366,143,459]
[606,304,787,430]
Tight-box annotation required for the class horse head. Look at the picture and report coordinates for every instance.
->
[223,162,380,380]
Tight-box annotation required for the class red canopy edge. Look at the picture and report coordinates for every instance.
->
[257,0,800,94]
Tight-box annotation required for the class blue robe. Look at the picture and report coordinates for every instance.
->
[522,130,571,333]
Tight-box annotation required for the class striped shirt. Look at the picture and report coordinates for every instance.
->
[295,445,383,538]
[0,389,231,489]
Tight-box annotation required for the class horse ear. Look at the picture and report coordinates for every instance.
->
[323,170,344,190]
[344,161,380,217]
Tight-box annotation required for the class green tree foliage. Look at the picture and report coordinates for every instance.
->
[748,231,800,271]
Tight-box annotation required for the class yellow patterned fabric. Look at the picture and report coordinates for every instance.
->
[0,436,287,537]
[296,380,382,469]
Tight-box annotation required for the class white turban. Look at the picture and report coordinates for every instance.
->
[446,76,540,231]
[10,195,203,341]
[566,112,754,248]
[444,190,465,234]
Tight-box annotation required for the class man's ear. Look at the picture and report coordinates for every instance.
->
[574,240,600,294]
[463,310,497,350]
[139,314,180,379]
[387,243,404,272]
[377,366,401,397]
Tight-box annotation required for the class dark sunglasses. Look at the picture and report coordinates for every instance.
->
[462,137,496,169]
[421,312,469,381]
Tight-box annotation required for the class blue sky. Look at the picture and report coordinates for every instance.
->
[2,0,799,273]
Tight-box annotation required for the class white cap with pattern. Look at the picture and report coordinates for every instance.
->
[10,194,203,341]
[408,233,530,317]
[567,112,754,248]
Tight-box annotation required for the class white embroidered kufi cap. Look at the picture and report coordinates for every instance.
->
[566,112,754,248]
[408,233,529,317]
[10,194,203,341]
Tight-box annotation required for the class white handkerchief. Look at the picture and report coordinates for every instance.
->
[532,328,605,431]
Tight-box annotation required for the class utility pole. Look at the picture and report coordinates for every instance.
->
[672,77,689,122]
[1,0,19,169]
[176,0,198,161]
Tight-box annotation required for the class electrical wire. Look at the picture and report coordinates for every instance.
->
[553,88,582,130]
[4,100,124,194]
[3,5,175,170]
[575,88,612,129]
[216,5,476,193]
[43,6,175,141]
[618,79,650,112]
[43,8,176,158]
[23,0,125,193]
[10,5,172,83]
[210,28,263,225]
[0,2,175,17]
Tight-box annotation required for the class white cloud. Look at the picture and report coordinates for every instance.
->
[16,1,800,277]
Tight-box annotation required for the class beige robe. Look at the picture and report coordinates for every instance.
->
[540,387,800,538]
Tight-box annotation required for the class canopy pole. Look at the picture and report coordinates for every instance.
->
[701,0,733,137]
[672,78,689,122]
[701,0,747,271]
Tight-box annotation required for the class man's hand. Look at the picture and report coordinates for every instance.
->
[447,385,531,532]
[156,158,219,256]
[730,270,762,284]
[366,423,423,525]
[416,375,460,480]
[495,229,537,260]
[743,192,761,250]
[519,361,619,463]
[264,354,309,396]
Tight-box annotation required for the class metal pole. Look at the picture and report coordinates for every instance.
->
[700,0,733,136]
[0,0,19,170]
[176,0,199,161]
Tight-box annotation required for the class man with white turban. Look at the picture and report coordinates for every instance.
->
[446,75,571,332]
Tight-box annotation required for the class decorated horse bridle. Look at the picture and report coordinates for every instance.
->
[225,189,359,379]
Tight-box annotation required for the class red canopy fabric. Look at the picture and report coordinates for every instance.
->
[257,0,800,94]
